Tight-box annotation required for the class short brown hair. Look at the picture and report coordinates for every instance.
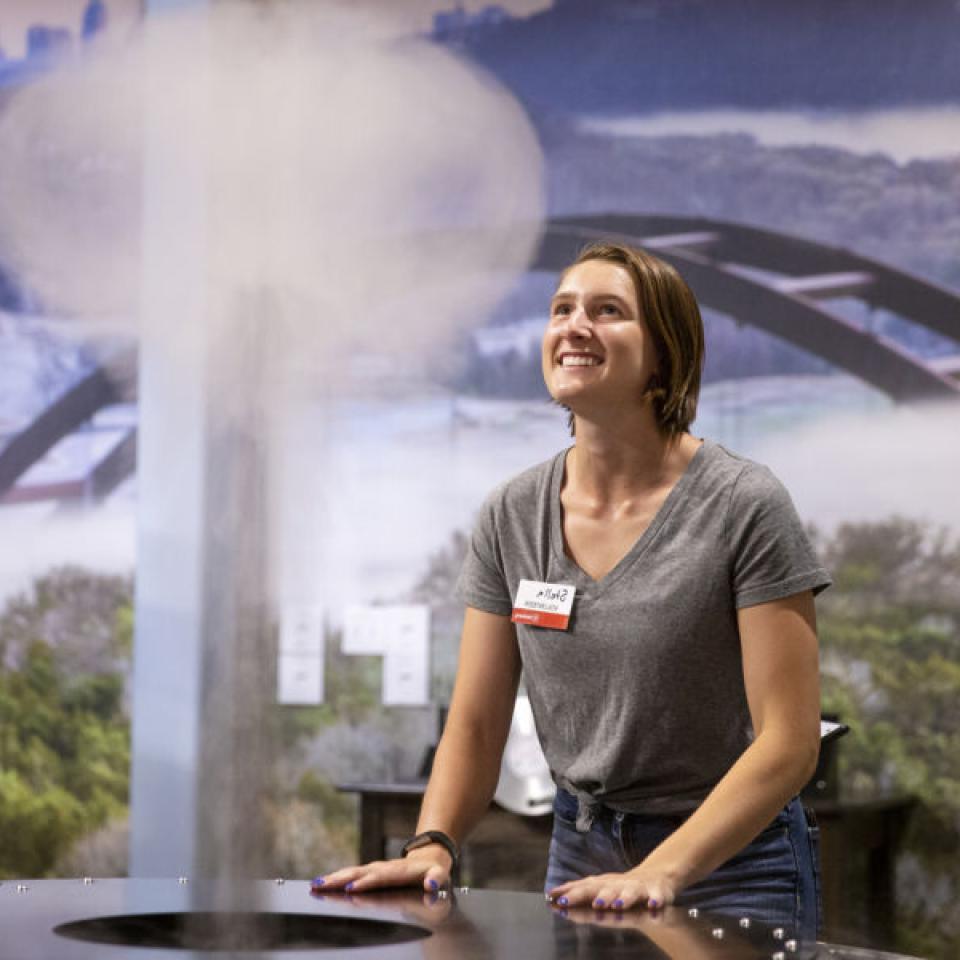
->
[562,241,704,436]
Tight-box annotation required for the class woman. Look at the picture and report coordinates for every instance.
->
[318,242,830,939]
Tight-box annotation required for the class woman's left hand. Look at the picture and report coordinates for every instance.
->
[547,867,679,911]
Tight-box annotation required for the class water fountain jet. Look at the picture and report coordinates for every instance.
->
[0,0,543,949]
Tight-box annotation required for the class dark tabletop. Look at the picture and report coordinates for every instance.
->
[0,879,920,960]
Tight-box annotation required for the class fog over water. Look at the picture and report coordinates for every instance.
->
[753,399,960,533]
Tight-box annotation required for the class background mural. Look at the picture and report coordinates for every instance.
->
[1,1,958,956]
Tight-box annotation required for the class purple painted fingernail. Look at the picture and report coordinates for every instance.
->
[648,898,659,909]
[311,877,325,887]
[594,898,606,907]
[428,879,438,891]
[558,896,568,907]
[613,899,624,909]
[345,882,355,892]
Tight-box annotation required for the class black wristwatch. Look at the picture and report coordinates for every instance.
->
[400,830,459,878]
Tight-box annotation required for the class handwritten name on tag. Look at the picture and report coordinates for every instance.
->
[511,579,576,630]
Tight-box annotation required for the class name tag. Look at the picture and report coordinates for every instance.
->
[511,579,576,630]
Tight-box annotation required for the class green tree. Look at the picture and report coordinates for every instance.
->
[0,568,132,878]
[818,518,960,958]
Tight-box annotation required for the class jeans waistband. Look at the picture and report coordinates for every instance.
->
[555,786,695,833]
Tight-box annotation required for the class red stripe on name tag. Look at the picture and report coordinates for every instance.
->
[511,608,570,630]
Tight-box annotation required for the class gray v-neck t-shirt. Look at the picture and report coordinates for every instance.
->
[455,439,831,815]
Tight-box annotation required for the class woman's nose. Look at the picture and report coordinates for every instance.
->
[564,305,592,337]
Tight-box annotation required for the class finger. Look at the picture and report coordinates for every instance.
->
[547,879,588,904]
[341,861,423,893]
[643,882,675,911]
[610,884,645,910]
[321,860,414,894]
[555,880,603,908]
[314,865,371,890]
[547,875,579,896]
[591,883,622,910]
[550,880,590,907]
[421,862,451,894]
[549,872,630,907]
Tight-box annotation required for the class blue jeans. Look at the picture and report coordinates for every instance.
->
[545,789,822,941]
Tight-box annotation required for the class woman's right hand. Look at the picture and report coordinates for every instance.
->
[313,845,454,894]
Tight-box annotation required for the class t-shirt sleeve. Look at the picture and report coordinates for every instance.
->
[725,464,832,609]
[455,488,514,616]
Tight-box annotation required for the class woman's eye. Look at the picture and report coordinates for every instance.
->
[598,303,621,316]
[552,303,571,317]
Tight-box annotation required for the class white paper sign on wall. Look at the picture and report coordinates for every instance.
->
[341,604,430,706]
[277,604,325,705]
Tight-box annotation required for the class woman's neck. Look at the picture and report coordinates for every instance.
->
[568,411,699,506]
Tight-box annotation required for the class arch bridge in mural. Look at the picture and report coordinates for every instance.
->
[2,214,959,506]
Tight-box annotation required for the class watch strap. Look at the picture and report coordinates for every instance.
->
[400,829,459,871]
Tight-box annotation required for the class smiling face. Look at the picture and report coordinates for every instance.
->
[542,259,659,417]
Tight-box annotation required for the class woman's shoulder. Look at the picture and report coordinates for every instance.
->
[697,440,800,528]
[700,438,785,491]
[690,440,799,521]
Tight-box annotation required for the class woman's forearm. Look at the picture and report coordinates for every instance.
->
[415,716,510,846]
[414,607,521,851]
[638,727,819,891]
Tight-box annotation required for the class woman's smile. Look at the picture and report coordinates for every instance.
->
[557,351,603,368]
